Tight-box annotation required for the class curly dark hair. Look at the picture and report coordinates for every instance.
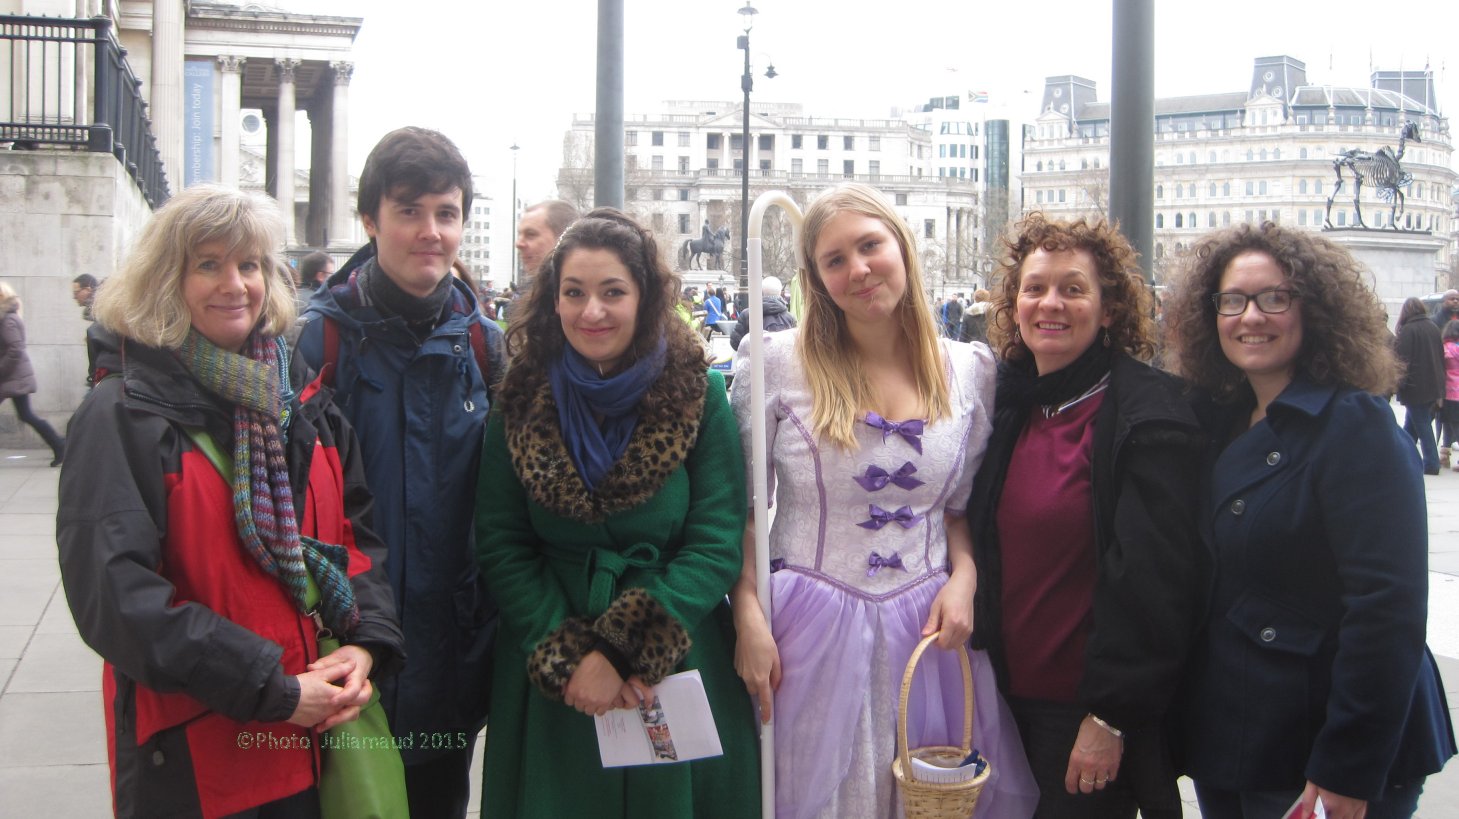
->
[500,208,705,402]
[986,212,1155,363]
[1163,221,1398,400]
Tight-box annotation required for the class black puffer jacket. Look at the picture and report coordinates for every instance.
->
[729,296,797,350]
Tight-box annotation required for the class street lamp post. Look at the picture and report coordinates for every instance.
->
[510,142,520,288]
[736,3,758,311]
[735,2,775,312]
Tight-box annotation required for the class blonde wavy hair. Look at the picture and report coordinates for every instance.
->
[94,184,296,349]
[796,183,949,450]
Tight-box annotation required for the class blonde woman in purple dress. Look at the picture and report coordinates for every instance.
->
[731,184,1037,819]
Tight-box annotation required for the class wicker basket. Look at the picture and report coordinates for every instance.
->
[891,632,992,819]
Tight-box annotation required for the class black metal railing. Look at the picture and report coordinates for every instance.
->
[1,14,169,207]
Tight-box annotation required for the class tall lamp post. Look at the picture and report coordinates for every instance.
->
[509,142,520,288]
[736,3,777,311]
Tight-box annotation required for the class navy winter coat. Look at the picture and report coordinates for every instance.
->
[296,255,506,765]
[1182,377,1455,799]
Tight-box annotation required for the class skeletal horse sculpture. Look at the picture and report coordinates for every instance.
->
[1325,120,1421,230]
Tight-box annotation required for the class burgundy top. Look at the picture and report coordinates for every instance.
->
[996,389,1105,702]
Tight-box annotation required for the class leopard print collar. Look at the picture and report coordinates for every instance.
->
[501,358,707,523]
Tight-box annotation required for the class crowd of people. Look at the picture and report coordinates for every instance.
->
[34,124,1456,819]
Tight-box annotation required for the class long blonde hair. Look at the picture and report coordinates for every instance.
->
[94,185,296,349]
[796,183,949,450]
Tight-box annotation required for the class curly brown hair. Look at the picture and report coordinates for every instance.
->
[1163,221,1398,400]
[500,208,706,406]
[986,212,1154,363]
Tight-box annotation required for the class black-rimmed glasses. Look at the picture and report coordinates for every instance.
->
[1211,288,1299,316]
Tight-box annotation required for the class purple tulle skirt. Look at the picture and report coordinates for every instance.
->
[769,569,1039,819]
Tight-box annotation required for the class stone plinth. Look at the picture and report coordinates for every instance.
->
[0,151,152,448]
[1321,228,1446,316]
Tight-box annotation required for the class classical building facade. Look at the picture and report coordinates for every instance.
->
[1022,56,1456,286]
[0,0,365,446]
[559,100,986,292]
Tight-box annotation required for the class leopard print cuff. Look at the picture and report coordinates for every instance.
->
[592,588,692,686]
[527,616,596,701]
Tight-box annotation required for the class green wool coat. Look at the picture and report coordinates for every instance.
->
[475,367,759,818]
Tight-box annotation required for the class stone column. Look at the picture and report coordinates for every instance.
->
[275,59,299,244]
[150,0,185,182]
[329,61,354,247]
[218,56,245,187]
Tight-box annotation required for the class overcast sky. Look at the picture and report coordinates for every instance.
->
[294,0,1458,266]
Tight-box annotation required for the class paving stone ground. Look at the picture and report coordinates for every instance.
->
[4,439,1456,817]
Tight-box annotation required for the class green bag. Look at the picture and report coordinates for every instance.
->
[184,426,408,819]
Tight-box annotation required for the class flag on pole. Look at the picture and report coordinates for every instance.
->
[968,90,989,103]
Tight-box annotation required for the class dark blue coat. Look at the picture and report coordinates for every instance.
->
[296,255,506,764]
[1182,377,1455,800]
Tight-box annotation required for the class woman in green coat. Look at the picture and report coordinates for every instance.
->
[475,209,758,818]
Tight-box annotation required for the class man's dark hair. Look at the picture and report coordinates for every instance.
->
[298,251,333,284]
[357,127,473,222]
[73,273,98,288]
[525,200,580,238]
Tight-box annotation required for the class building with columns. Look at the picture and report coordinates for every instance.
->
[119,0,364,249]
[0,0,364,447]
[559,100,987,294]
[1021,55,1456,289]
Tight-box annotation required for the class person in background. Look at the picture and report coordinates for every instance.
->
[298,251,334,291]
[1,281,66,466]
[293,251,335,315]
[71,273,98,321]
[57,185,403,818]
[1164,222,1455,819]
[960,287,992,346]
[731,183,1037,819]
[1395,296,1445,475]
[516,199,580,281]
[702,285,725,340]
[969,213,1207,818]
[475,209,757,817]
[1442,319,1459,471]
[295,127,505,818]
[729,275,797,351]
[1431,289,1459,329]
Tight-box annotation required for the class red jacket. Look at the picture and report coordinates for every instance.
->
[58,331,404,818]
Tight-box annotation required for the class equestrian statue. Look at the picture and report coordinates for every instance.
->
[680,222,731,270]
[1324,120,1421,230]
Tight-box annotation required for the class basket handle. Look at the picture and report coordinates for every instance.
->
[896,631,976,781]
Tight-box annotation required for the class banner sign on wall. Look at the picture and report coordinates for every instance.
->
[183,59,215,187]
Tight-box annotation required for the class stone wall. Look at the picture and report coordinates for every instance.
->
[0,150,152,448]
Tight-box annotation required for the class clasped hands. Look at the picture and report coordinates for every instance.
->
[564,651,651,717]
[288,644,375,732]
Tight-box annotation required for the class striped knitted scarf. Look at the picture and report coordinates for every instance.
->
[177,330,360,637]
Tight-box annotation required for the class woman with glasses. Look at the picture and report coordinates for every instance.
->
[1164,223,1455,819]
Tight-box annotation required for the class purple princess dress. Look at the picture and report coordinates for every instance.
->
[732,330,1038,819]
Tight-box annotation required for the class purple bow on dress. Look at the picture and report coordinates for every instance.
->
[769,558,787,573]
[857,504,924,531]
[853,461,926,492]
[864,412,925,454]
[866,551,906,577]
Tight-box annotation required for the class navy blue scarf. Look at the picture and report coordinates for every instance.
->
[548,340,667,492]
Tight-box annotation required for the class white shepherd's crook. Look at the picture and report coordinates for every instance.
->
[745,190,803,819]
